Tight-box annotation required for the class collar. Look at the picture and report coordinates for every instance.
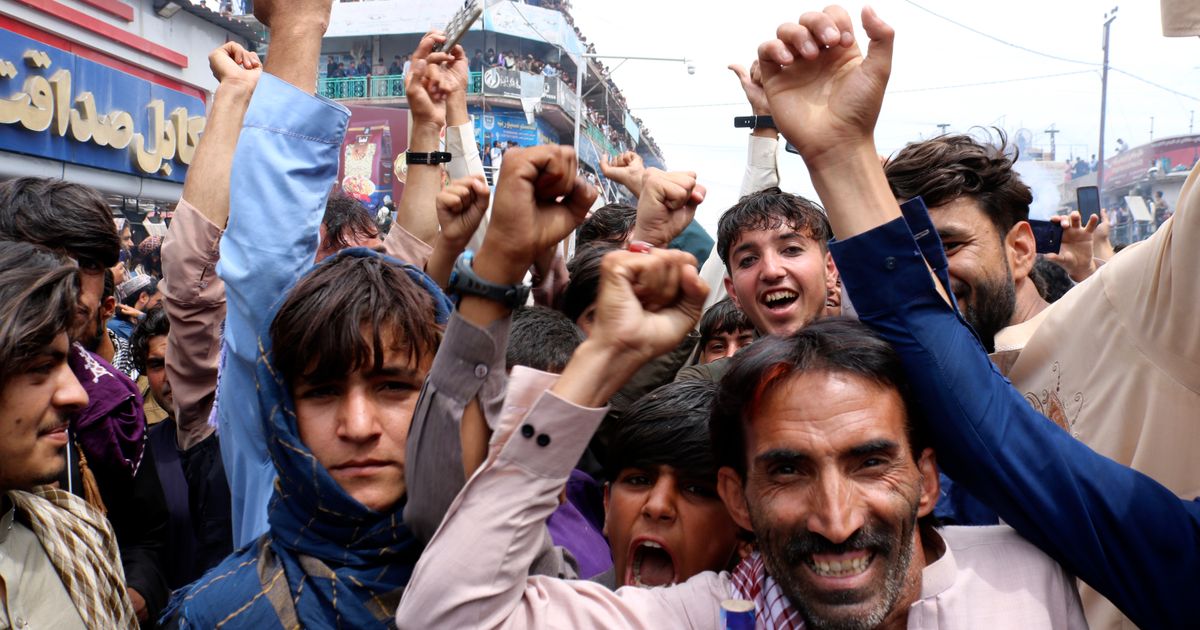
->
[993,304,1054,353]
[0,495,15,544]
[918,529,956,600]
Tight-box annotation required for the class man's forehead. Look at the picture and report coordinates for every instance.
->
[927,197,994,234]
[732,226,820,250]
[748,371,909,449]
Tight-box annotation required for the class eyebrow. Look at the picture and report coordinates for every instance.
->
[847,439,901,459]
[936,225,970,241]
[755,448,812,467]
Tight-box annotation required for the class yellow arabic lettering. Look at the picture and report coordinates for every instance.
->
[131,100,176,175]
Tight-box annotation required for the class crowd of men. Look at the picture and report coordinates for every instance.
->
[0,0,1196,629]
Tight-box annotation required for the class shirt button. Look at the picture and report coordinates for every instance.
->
[536,434,551,447]
[474,364,488,378]
[884,256,897,270]
[521,424,535,438]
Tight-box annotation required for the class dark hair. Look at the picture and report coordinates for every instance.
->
[103,268,115,301]
[130,305,170,374]
[698,298,754,346]
[576,204,636,249]
[269,254,441,386]
[1031,257,1074,304]
[321,191,379,253]
[0,240,79,387]
[716,187,831,271]
[507,306,583,373]
[710,318,927,478]
[885,130,1032,238]
[121,277,159,308]
[0,177,119,269]
[604,379,720,482]
[562,243,616,324]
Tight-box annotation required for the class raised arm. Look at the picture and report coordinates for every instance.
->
[398,241,712,629]
[161,43,259,450]
[215,0,344,546]
[730,61,781,197]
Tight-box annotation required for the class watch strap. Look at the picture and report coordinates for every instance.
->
[447,250,531,308]
[406,151,452,165]
[733,115,776,130]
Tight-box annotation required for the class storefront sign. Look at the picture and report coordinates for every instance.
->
[0,31,206,182]
[481,67,559,105]
[474,107,560,148]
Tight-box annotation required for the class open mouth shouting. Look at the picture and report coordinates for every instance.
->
[626,538,678,588]
[761,289,799,312]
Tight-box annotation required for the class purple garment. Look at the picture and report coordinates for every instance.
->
[546,469,612,579]
[67,342,147,479]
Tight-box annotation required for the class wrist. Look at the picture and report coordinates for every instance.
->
[473,243,530,286]
[805,142,902,241]
[446,96,469,128]
[214,81,255,102]
[408,124,442,153]
[552,339,643,408]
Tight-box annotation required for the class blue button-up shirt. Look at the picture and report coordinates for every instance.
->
[829,197,1200,630]
[215,73,350,546]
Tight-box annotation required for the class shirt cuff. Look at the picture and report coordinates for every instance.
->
[829,216,947,317]
[161,198,224,305]
[428,311,512,414]
[747,134,779,169]
[446,121,475,158]
[243,73,349,145]
[495,387,608,479]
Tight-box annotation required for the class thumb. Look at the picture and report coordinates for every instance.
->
[728,63,750,85]
[860,6,895,86]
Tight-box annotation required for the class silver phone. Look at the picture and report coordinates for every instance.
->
[434,0,482,53]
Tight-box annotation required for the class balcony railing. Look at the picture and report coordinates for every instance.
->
[318,72,484,101]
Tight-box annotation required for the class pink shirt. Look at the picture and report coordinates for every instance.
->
[396,367,1086,629]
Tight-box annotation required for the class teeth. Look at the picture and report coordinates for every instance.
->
[763,290,798,304]
[808,554,871,577]
[640,541,662,549]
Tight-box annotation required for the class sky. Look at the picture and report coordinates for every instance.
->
[570,0,1198,235]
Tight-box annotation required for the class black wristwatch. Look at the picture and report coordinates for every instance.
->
[734,115,776,129]
[406,151,452,165]
[447,250,531,308]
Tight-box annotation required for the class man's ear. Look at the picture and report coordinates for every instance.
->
[1006,221,1037,282]
[824,250,839,290]
[914,447,940,519]
[723,274,741,310]
[101,296,117,321]
[717,466,754,532]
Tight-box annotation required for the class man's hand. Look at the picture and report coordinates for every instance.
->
[436,175,490,250]
[757,6,894,168]
[208,42,262,91]
[405,32,455,130]
[553,248,708,407]
[477,146,597,284]
[1092,208,1115,261]
[729,60,771,117]
[631,169,705,247]
[599,151,646,197]
[253,0,332,31]
[1045,211,1100,282]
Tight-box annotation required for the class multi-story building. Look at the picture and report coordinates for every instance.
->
[309,0,664,208]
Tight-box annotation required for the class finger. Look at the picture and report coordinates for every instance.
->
[861,5,896,85]
[413,31,447,60]
[728,63,751,86]
[1069,211,1082,230]
[426,52,456,66]
[821,5,856,47]
[1084,214,1100,233]
[249,52,262,68]
[749,60,763,84]
[777,22,818,61]
[757,38,794,79]
[528,146,575,200]
[798,10,843,48]
[564,177,599,222]
[452,44,467,62]
[690,183,707,207]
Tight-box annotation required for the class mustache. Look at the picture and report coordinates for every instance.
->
[780,524,895,563]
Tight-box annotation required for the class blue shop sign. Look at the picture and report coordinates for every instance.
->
[0,30,206,182]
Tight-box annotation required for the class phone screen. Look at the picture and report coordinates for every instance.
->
[1077,186,1101,223]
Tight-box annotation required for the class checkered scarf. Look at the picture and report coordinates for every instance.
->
[729,552,807,630]
[7,487,137,628]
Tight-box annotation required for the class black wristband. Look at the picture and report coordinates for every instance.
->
[733,115,776,130]
[406,151,452,165]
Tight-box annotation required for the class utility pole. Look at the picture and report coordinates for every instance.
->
[1149,116,1155,141]
[937,123,950,135]
[1190,110,1195,135]
[1097,6,1118,200]
[1045,124,1059,161]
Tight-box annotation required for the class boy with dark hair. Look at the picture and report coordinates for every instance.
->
[561,243,617,332]
[576,203,637,249]
[598,379,740,589]
[317,191,383,261]
[715,186,837,338]
[695,297,755,364]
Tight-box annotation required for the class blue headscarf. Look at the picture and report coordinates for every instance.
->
[164,248,452,629]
